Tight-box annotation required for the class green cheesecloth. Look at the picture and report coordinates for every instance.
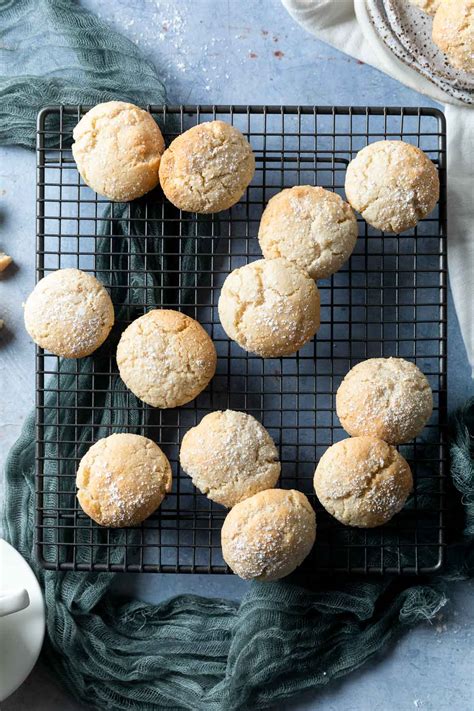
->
[1,1,473,709]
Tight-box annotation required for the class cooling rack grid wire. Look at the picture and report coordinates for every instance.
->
[35,105,447,574]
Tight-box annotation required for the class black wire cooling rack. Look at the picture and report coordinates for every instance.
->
[35,105,447,574]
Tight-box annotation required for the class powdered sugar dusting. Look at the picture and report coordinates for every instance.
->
[218,258,320,358]
[222,489,316,580]
[76,433,172,527]
[336,357,433,444]
[259,186,358,280]
[180,410,280,507]
[345,141,439,233]
[314,436,413,527]
[24,269,114,358]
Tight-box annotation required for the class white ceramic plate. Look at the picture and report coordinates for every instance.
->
[0,539,45,702]
[355,0,472,104]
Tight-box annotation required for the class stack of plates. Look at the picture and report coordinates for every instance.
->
[358,0,473,104]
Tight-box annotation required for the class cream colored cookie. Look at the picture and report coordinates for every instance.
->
[345,140,439,233]
[158,120,255,213]
[258,186,358,280]
[180,410,280,507]
[221,489,316,580]
[409,0,441,15]
[218,258,320,358]
[72,101,165,201]
[336,358,433,444]
[76,433,172,527]
[314,436,413,528]
[116,309,216,408]
[432,0,474,73]
[24,268,114,358]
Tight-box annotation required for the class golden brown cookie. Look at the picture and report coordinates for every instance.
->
[314,436,413,528]
[432,0,474,73]
[345,140,439,233]
[180,410,280,507]
[24,268,114,358]
[336,357,433,444]
[221,488,316,580]
[116,309,216,408]
[258,186,358,279]
[76,433,172,527]
[218,258,320,358]
[158,120,255,213]
[72,101,165,201]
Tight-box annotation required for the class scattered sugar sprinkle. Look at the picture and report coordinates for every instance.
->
[181,410,279,505]
[337,358,432,442]
[224,492,315,580]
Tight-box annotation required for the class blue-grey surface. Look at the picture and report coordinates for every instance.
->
[1,1,473,710]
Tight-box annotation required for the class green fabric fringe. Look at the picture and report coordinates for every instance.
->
[1,1,473,709]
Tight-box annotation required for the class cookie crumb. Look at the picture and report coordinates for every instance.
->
[0,253,13,272]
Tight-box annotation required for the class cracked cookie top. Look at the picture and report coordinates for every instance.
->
[344,140,439,233]
[218,257,320,358]
[258,186,358,280]
[314,436,413,528]
[221,488,316,581]
[432,0,474,73]
[72,101,165,201]
[180,410,280,508]
[116,309,216,408]
[76,433,172,527]
[408,0,441,15]
[24,268,114,358]
[336,357,433,444]
[158,120,255,213]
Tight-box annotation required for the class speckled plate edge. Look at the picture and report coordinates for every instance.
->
[354,0,469,106]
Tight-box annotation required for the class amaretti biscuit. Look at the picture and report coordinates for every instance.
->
[221,489,316,580]
[180,410,280,507]
[159,120,255,213]
[218,258,320,358]
[345,140,439,233]
[116,309,216,408]
[314,436,413,528]
[76,433,172,527]
[258,186,358,280]
[432,0,474,74]
[72,101,165,201]
[24,268,114,358]
[336,357,433,444]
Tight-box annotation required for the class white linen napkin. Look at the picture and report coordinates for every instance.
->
[281,0,474,373]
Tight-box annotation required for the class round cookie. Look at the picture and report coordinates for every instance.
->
[221,489,316,580]
[158,120,255,213]
[116,309,216,408]
[408,0,441,15]
[258,186,358,280]
[218,258,320,358]
[76,433,172,527]
[72,101,165,201]
[180,410,280,507]
[24,268,114,358]
[336,357,433,444]
[344,140,439,233]
[314,436,413,528]
[432,0,474,73]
